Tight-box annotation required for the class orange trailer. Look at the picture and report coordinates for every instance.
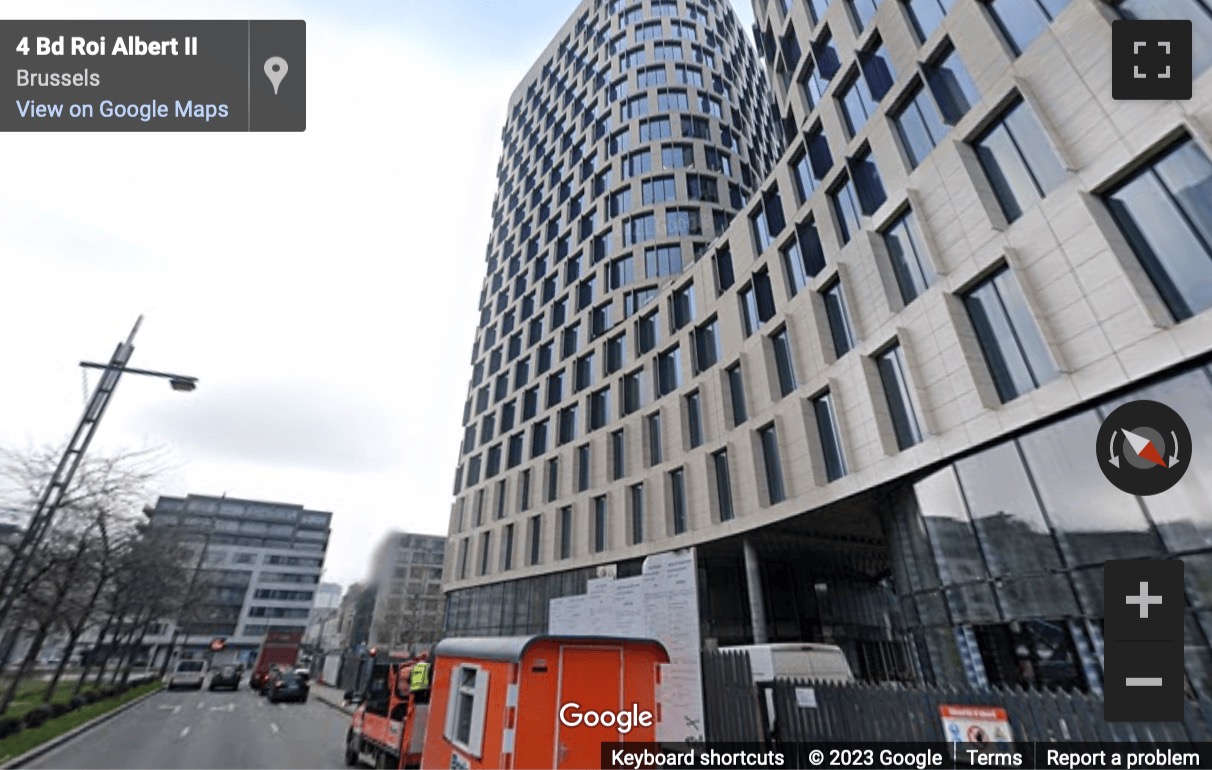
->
[344,635,669,770]
[420,635,669,770]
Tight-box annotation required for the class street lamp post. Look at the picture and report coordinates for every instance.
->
[0,316,199,636]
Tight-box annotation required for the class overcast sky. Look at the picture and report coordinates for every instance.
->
[1,0,758,592]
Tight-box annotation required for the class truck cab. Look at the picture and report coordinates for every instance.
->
[344,651,430,770]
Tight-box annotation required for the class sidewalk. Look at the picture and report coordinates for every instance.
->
[310,681,354,715]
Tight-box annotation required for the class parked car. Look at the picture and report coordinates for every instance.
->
[167,660,207,690]
[209,665,241,691]
[267,672,309,704]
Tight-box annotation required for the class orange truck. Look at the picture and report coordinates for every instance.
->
[343,634,669,770]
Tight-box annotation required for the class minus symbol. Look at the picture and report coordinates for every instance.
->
[1126,677,1163,686]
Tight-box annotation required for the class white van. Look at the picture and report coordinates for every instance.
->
[720,642,855,684]
[720,643,854,741]
[168,659,207,690]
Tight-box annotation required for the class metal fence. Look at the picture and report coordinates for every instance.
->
[701,650,1212,744]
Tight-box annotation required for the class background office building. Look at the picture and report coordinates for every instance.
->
[366,531,447,651]
[443,0,1212,698]
[143,494,332,665]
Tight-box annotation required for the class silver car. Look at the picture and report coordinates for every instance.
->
[167,660,207,690]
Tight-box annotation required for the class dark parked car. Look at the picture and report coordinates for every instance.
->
[209,665,241,691]
[267,672,309,704]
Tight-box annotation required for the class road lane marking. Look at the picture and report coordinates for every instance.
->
[175,705,182,715]
[197,702,204,709]
[180,726,190,739]
[270,723,279,734]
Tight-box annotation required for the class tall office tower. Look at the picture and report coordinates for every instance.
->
[446,0,1212,698]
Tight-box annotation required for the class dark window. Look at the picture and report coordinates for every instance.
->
[590,387,611,430]
[927,44,980,124]
[648,412,663,465]
[837,39,895,136]
[638,310,660,354]
[593,497,608,553]
[528,515,541,565]
[851,149,888,214]
[727,363,747,425]
[877,342,924,449]
[623,369,644,415]
[739,270,777,336]
[671,282,696,330]
[519,469,531,510]
[831,173,862,245]
[656,346,682,397]
[479,531,491,575]
[669,468,687,534]
[713,246,735,293]
[974,100,1065,222]
[985,0,1072,56]
[686,390,703,448]
[536,342,553,374]
[813,391,847,481]
[712,449,733,521]
[575,352,594,392]
[782,219,827,295]
[531,419,549,458]
[546,457,560,502]
[1103,138,1212,321]
[822,280,856,358]
[609,255,635,290]
[771,327,797,397]
[546,371,564,408]
[882,208,935,304]
[523,386,539,420]
[964,266,1057,401]
[693,317,720,372]
[577,444,591,492]
[558,405,579,444]
[629,484,645,544]
[758,423,786,503]
[792,129,832,201]
[606,333,626,374]
[507,434,524,469]
[612,429,626,480]
[750,187,786,252]
[501,523,514,571]
[559,506,573,559]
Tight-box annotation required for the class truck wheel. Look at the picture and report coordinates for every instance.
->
[344,738,358,767]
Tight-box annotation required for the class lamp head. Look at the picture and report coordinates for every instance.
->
[170,378,197,393]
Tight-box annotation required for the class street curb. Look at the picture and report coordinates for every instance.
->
[0,685,163,769]
[312,692,354,717]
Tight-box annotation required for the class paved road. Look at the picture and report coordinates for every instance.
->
[25,685,351,769]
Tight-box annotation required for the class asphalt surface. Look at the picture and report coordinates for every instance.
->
[23,682,351,769]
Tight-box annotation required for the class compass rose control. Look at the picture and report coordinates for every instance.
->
[1096,400,1190,496]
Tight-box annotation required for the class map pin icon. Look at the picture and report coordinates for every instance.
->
[264,57,288,95]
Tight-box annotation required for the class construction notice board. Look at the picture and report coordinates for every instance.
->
[939,704,1013,746]
[547,549,704,742]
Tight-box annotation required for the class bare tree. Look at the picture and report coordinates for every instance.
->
[0,445,168,712]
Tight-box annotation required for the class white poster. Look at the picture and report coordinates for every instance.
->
[546,549,705,743]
